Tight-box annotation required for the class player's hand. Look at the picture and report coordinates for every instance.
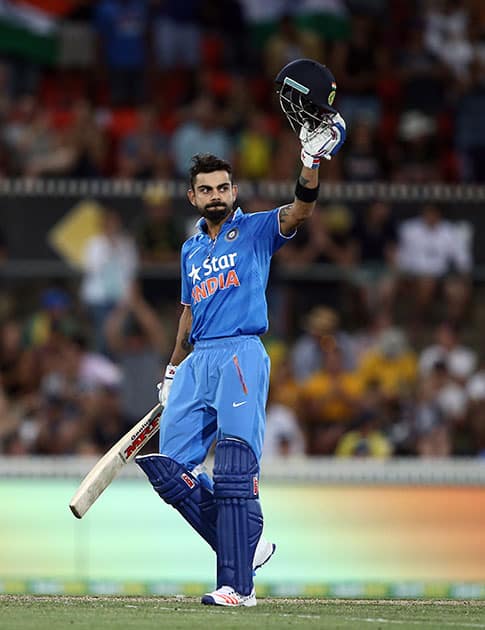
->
[157,364,177,407]
[300,112,346,167]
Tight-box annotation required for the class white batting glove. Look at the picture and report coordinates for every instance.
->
[300,112,346,167]
[157,364,177,407]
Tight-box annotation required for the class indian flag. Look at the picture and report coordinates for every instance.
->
[0,0,61,64]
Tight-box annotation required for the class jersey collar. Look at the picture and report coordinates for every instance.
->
[196,207,243,234]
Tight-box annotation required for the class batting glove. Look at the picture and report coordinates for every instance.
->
[157,363,177,407]
[300,112,346,167]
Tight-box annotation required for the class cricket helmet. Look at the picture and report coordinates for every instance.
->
[275,58,338,133]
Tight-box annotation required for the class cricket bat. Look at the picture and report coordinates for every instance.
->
[69,403,162,518]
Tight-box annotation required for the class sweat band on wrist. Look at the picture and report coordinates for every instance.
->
[295,180,320,203]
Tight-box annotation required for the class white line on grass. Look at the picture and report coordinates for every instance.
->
[346,617,485,628]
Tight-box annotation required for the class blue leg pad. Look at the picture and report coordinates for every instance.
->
[136,454,217,551]
[213,438,263,596]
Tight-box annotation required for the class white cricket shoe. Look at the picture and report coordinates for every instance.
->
[201,585,257,607]
[253,537,276,570]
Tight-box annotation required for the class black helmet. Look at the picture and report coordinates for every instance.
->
[275,58,338,133]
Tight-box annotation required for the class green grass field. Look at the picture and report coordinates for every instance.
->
[2,596,485,630]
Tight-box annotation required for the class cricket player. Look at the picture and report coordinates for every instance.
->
[137,60,346,607]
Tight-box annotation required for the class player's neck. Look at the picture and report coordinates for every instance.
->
[205,213,232,240]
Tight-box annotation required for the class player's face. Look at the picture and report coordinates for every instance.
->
[188,170,238,224]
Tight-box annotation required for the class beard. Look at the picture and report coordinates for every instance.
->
[199,202,232,224]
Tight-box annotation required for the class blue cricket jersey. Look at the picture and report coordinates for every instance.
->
[181,207,294,343]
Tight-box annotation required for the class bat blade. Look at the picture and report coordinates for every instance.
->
[69,403,162,518]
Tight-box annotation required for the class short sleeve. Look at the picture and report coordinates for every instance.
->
[180,244,191,305]
[247,208,295,257]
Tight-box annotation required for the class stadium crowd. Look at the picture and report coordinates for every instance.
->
[0,193,482,459]
[0,0,485,182]
[1,0,485,459]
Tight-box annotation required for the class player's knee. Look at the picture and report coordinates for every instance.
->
[136,454,199,505]
[213,438,260,500]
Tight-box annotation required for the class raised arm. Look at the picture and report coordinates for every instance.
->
[279,165,320,236]
[278,113,346,236]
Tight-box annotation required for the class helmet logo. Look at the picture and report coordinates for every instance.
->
[328,82,337,106]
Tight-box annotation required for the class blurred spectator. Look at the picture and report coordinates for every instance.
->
[95,0,149,106]
[151,0,201,70]
[22,288,78,349]
[171,95,233,177]
[3,101,74,177]
[87,383,131,452]
[419,321,477,382]
[351,311,394,365]
[0,318,29,399]
[267,345,300,411]
[263,13,323,79]
[263,385,305,458]
[60,333,122,393]
[455,57,485,182]
[342,118,386,182]
[105,282,166,423]
[331,14,381,125]
[279,203,355,268]
[235,109,273,180]
[291,305,356,382]
[80,208,139,353]
[0,225,7,263]
[358,327,417,402]
[335,411,393,458]
[397,204,472,324]
[134,184,185,306]
[424,0,473,80]
[277,203,355,317]
[31,387,83,455]
[423,359,469,452]
[63,99,108,177]
[412,377,452,457]
[391,110,442,183]
[270,127,301,180]
[298,346,365,454]
[2,94,37,173]
[466,363,485,456]
[117,105,170,178]
[350,200,398,320]
[0,377,22,454]
[398,21,448,116]
[199,0,249,71]
[135,185,185,264]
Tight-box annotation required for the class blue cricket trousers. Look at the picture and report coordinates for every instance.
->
[159,335,270,470]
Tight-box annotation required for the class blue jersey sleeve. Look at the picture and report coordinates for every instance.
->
[180,242,191,305]
[246,208,295,257]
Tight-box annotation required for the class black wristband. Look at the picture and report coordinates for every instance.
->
[295,180,320,203]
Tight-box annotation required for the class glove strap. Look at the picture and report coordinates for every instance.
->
[301,149,320,169]
[165,364,177,379]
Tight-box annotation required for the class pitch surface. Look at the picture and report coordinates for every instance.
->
[2,596,485,630]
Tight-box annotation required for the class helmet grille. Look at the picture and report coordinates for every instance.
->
[278,83,330,133]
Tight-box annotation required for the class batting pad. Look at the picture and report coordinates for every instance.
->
[213,438,263,596]
[136,454,217,550]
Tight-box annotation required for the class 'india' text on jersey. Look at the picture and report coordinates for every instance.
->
[181,207,294,343]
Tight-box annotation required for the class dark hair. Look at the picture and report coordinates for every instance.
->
[189,153,233,189]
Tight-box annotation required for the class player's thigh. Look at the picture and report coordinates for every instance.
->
[159,357,216,469]
[215,338,270,461]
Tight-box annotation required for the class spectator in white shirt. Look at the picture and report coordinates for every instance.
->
[397,204,472,324]
[419,321,477,383]
[80,208,138,354]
